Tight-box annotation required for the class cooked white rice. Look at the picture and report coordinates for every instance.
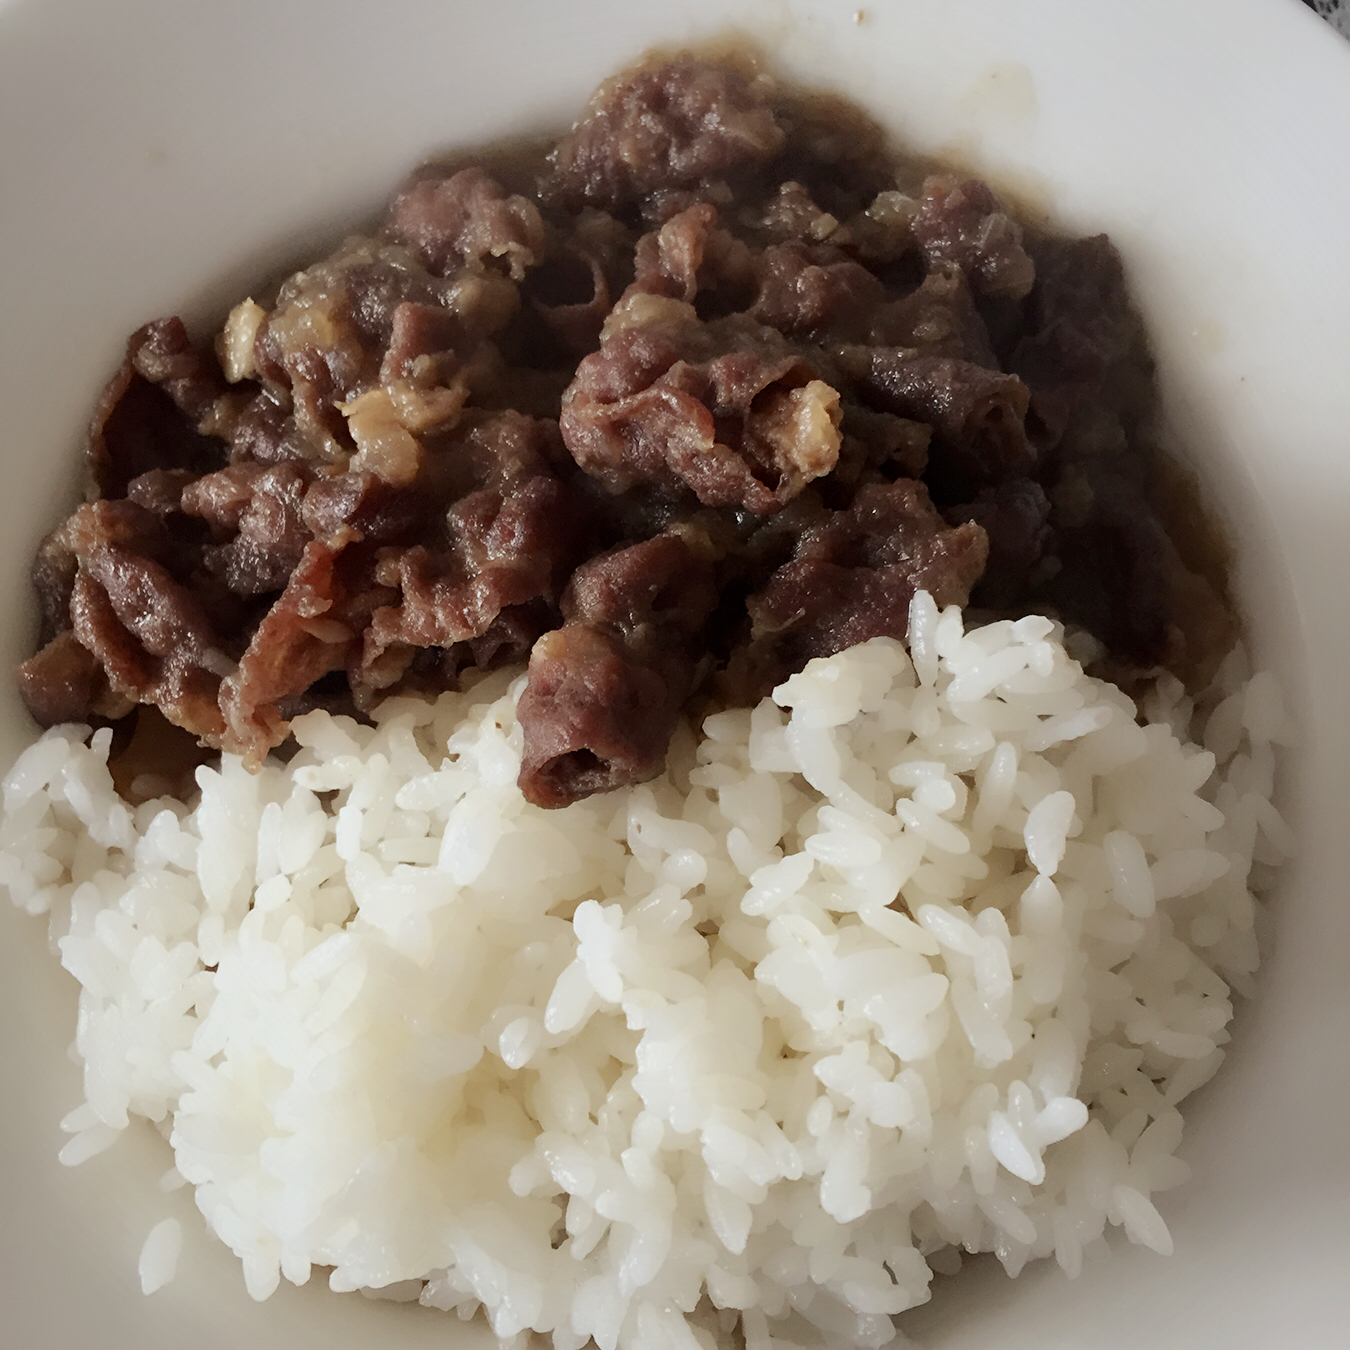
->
[0,594,1291,1349]
[138,1216,184,1295]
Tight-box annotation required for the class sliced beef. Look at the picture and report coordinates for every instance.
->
[218,541,380,765]
[526,246,613,355]
[67,544,231,743]
[871,263,997,364]
[301,469,428,548]
[229,391,304,466]
[19,51,1235,808]
[89,319,231,498]
[832,405,931,495]
[628,202,756,310]
[912,174,1036,301]
[253,235,517,460]
[252,243,392,458]
[1040,460,1232,682]
[547,55,784,213]
[633,203,708,298]
[724,480,989,701]
[518,531,717,807]
[517,626,674,807]
[841,348,1034,500]
[386,167,545,280]
[28,499,189,651]
[446,408,572,491]
[380,301,462,384]
[562,301,841,512]
[128,317,233,425]
[360,474,586,694]
[1008,234,1147,448]
[182,461,313,595]
[750,240,886,339]
[125,468,197,518]
[31,524,83,649]
[523,209,637,356]
[946,478,1054,610]
[16,631,125,727]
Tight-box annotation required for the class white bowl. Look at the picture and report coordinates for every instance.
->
[2,0,1349,1346]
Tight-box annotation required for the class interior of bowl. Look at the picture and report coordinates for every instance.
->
[2,1,1348,1347]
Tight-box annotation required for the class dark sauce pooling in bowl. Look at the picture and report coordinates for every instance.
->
[15,48,1235,808]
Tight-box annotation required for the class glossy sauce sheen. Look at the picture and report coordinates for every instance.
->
[16,50,1234,807]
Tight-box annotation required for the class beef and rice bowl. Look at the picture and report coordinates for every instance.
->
[0,48,1290,1350]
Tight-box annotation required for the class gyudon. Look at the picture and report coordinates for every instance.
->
[2,46,1289,1350]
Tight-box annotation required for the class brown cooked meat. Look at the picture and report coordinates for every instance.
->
[17,50,1235,805]
[517,530,718,808]
[723,481,989,702]
[546,54,785,214]
[560,296,843,513]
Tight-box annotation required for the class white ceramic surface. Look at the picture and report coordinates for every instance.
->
[2,0,1348,1346]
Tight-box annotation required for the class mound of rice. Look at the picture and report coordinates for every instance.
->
[0,595,1291,1350]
